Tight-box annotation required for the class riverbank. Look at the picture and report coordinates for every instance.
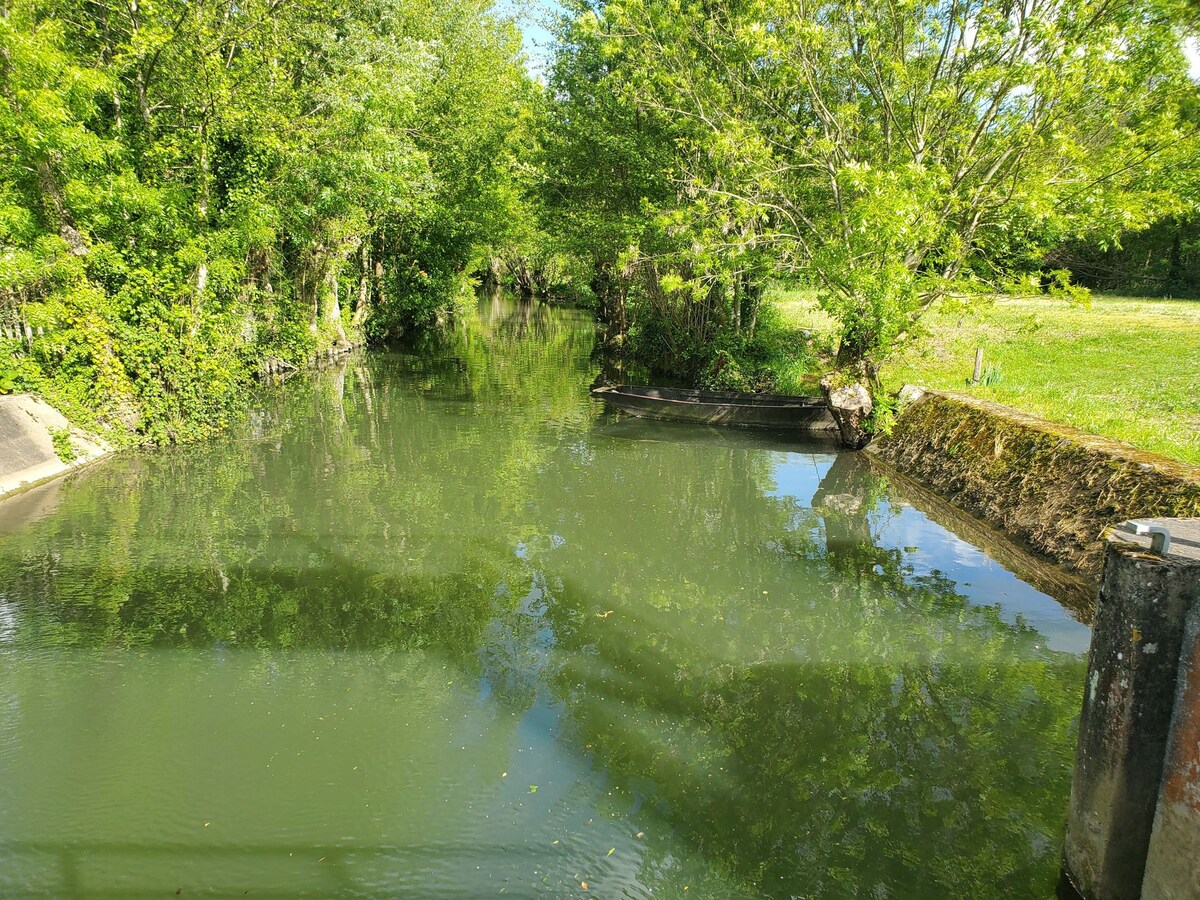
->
[0,340,367,506]
[867,391,1200,580]
[773,290,1200,466]
[0,394,111,500]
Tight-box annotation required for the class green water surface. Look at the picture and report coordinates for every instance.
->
[0,295,1089,898]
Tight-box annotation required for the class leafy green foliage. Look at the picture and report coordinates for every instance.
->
[542,0,1200,396]
[0,0,530,442]
[0,365,26,395]
[49,427,75,463]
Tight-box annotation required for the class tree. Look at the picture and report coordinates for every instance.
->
[596,0,1199,427]
[0,0,532,442]
[537,2,677,324]
[539,4,787,383]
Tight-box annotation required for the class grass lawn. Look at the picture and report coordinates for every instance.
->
[770,289,1200,466]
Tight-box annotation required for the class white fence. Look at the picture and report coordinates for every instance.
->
[0,308,44,348]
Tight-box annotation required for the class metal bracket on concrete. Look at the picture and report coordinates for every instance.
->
[1122,520,1172,555]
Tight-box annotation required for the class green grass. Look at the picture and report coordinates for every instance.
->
[770,289,1200,466]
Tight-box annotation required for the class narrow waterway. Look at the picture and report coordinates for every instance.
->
[0,295,1089,897]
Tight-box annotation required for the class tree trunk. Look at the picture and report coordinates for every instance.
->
[1166,220,1183,292]
[305,265,319,335]
[512,258,535,297]
[323,269,349,348]
[127,0,154,129]
[194,128,210,311]
[820,374,873,450]
[352,240,370,327]
[744,278,761,339]
[36,159,87,256]
[835,327,874,372]
[372,232,387,316]
[733,276,742,334]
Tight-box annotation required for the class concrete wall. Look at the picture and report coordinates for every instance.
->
[1062,519,1200,900]
[0,394,110,500]
[1141,599,1200,899]
[866,392,1200,580]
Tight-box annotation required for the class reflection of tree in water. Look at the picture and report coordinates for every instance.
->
[0,510,520,657]
[0,297,1084,897]
[531,452,1081,898]
[396,293,597,418]
[0,295,600,657]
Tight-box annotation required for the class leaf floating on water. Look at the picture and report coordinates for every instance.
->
[580,882,588,891]
[607,848,615,857]
[636,832,644,839]
[529,785,538,793]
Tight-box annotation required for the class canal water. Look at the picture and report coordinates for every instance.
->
[0,296,1089,897]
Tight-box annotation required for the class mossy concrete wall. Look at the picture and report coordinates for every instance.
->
[1062,520,1200,900]
[1062,521,1200,899]
[866,392,1200,580]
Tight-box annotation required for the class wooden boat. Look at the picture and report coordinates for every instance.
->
[591,384,836,431]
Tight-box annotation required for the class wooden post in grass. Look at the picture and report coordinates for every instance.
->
[973,348,984,384]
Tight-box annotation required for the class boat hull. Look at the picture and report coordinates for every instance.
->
[591,385,836,431]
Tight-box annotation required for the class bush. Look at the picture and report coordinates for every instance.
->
[697,304,820,396]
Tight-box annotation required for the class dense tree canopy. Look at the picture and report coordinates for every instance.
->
[0,0,528,440]
[541,0,1200,391]
[2,0,1197,440]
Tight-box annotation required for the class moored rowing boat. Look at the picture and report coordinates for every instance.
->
[591,384,836,431]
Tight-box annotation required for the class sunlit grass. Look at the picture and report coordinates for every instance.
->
[769,289,1200,466]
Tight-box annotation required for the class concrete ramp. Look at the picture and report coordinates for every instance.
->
[0,395,110,498]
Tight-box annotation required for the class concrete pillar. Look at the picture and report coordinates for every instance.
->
[1061,519,1200,900]
[1142,599,1200,898]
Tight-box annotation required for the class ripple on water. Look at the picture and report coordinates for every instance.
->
[0,296,1089,898]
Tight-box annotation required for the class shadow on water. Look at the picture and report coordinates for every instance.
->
[547,600,1078,897]
[529,459,1081,897]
